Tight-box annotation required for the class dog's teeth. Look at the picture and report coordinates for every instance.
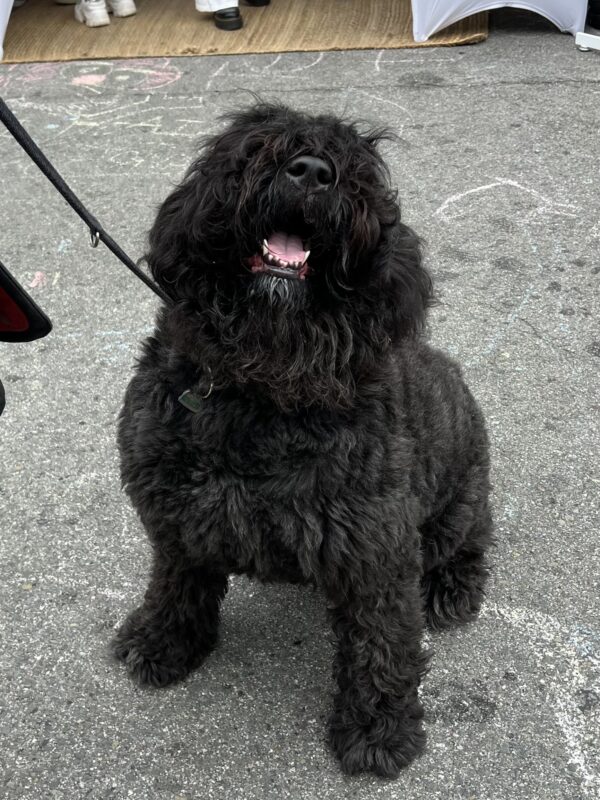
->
[302,251,310,264]
[262,241,269,256]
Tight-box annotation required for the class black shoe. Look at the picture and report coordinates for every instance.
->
[243,0,270,6]
[214,7,243,29]
[589,0,600,29]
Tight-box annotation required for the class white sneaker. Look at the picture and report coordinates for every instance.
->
[74,0,110,26]
[107,0,137,16]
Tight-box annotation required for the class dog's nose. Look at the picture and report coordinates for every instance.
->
[286,156,333,192]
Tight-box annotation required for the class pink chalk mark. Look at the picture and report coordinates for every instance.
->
[28,272,47,289]
[138,69,182,90]
[72,74,107,86]
[113,57,182,90]
[24,64,61,84]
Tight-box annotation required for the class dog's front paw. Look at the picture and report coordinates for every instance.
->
[329,706,426,778]
[423,554,488,631]
[112,607,207,688]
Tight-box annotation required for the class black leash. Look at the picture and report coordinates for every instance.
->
[0,96,173,307]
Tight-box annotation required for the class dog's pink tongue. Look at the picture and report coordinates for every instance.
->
[267,232,305,262]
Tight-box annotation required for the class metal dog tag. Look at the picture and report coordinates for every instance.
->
[178,390,204,414]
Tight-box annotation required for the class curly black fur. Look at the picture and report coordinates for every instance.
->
[113,103,493,778]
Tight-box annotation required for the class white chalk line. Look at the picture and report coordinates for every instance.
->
[482,602,599,797]
[585,220,600,244]
[435,178,578,222]
[436,177,581,366]
[263,53,282,70]
[205,61,228,92]
[289,52,325,73]
[354,89,413,120]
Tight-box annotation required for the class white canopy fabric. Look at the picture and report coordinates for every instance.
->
[1,0,12,61]
[412,0,589,42]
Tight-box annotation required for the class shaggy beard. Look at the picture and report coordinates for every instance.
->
[162,275,376,412]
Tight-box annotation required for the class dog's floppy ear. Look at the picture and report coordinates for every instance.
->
[370,217,433,341]
[146,176,205,298]
[146,156,238,298]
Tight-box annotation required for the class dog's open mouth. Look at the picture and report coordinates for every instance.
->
[248,232,310,281]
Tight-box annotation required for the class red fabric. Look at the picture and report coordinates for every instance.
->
[0,285,29,333]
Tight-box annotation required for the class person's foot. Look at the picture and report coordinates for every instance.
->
[214,7,243,29]
[107,0,137,16]
[55,0,77,5]
[74,0,110,26]
[243,0,270,6]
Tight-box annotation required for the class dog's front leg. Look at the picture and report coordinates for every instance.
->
[325,538,428,778]
[113,548,228,687]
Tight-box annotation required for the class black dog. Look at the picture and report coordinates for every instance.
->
[114,103,492,778]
